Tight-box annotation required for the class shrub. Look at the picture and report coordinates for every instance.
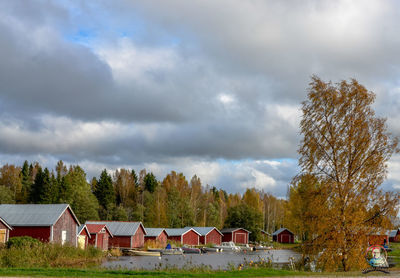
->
[6,236,42,249]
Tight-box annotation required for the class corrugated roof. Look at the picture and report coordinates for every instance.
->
[0,216,12,230]
[145,228,165,237]
[165,227,200,237]
[86,221,144,236]
[272,228,293,236]
[220,227,251,234]
[0,204,79,226]
[390,230,398,238]
[189,227,223,236]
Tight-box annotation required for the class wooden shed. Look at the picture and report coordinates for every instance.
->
[0,216,12,244]
[77,224,91,249]
[86,221,146,248]
[191,227,223,245]
[368,230,390,246]
[145,228,168,245]
[220,228,250,244]
[0,204,80,246]
[272,228,294,244]
[86,224,112,251]
[165,228,200,246]
[389,229,400,243]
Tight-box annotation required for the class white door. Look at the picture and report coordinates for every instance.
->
[61,230,67,245]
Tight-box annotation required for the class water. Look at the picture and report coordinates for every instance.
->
[102,250,301,270]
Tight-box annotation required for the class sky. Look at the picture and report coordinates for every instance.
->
[1,0,400,197]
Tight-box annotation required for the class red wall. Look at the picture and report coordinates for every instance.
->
[131,225,145,248]
[145,231,168,245]
[205,229,222,245]
[89,232,109,251]
[53,208,78,246]
[182,230,199,245]
[222,232,232,242]
[222,229,249,244]
[10,226,50,242]
[109,236,132,248]
[277,230,294,244]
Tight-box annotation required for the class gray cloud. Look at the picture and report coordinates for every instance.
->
[0,0,400,194]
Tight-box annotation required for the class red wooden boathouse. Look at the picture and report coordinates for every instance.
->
[0,204,80,246]
[145,228,168,245]
[86,224,112,251]
[77,224,91,249]
[191,227,223,245]
[165,228,200,245]
[0,216,12,244]
[221,228,250,244]
[86,221,146,248]
[272,228,294,244]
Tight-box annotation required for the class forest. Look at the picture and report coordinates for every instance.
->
[0,160,286,241]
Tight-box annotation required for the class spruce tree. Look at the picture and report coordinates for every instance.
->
[94,169,116,214]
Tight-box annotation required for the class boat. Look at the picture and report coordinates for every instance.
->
[238,244,256,251]
[255,245,273,250]
[162,247,184,255]
[202,247,222,252]
[215,241,241,252]
[124,249,161,256]
[182,246,201,254]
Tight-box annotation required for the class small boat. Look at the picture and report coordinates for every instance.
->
[255,245,273,250]
[238,244,256,251]
[215,241,241,252]
[202,247,222,253]
[182,246,201,254]
[147,248,164,252]
[125,250,161,256]
[162,248,183,255]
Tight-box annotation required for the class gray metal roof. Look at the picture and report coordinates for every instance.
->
[86,221,145,236]
[77,224,91,239]
[272,228,293,236]
[0,204,79,226]
[390,229,398,238]
[145,228,165,237]
[189,227,223,236]
[220,227,251,234]
[165,227,200,237]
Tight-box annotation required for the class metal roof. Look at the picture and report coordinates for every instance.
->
[390,229,399,238]
[220,227,251,234]
[86,221,145,236]
[189,227,223,236]
[77,224,91,239]
[272,228,293,236]
[145,228,166,237]
[0,204,79,226]
[0,216,12,230]
[165,227,200,237]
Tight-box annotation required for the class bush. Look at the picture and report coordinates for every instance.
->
[6,236,42,249]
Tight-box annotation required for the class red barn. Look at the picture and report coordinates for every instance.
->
[86,224,112,251]
[86,221,146,248]
[0,216,12,244]
[221,228,250,244]
[389,229,400,243]
[77,224,91,249]
[273,228,294,244]
[145,228,168,245]
[191,227,223,245]
[368,230,389,246]
[0,204,80,246]
[165,228,200,246]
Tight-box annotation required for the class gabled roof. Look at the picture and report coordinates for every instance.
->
[86,221,145,236]
[86,224,113,237]
[261,229,271,235]
[145,228,166,237]
[389,230,398,238]
[0,216,12,230]
[77,224,91,239]
[220,227,251,234]
[272,228,293,236]
[165,227,201,237]
[0,204,80,227]
[189,227,223,236]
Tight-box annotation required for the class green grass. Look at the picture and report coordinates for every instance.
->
[0,268,307,277]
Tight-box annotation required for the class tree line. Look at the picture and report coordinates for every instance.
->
[0,161,285,241]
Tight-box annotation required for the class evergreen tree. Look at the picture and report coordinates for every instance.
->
[39,168,59,204]
[144,173,157,193]
[30,167,43,203]
[94,169,116,218]
[18,160,31,203]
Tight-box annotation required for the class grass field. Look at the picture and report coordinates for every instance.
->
[0,268,305,277]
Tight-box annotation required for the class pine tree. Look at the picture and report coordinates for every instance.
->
[94,169,116,219]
